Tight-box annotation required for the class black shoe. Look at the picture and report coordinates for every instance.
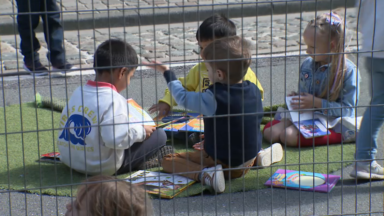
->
[53,62,75,70]
[52,63,77,77]
[140,146,174,170]
[23,62,49,76]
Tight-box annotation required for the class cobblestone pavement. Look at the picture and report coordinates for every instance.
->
[0,0,277,15]
[0,9,360,75]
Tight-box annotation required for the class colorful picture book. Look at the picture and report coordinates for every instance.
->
[178,117,204,132]
[264,169,341,193]
[126,170,195,199]
[127,99,156,126]
[37,152,62,164]
[286,96,330,139]
[293,119,329,139]
[162,112,204,133]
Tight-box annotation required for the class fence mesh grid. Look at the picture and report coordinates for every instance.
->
[0,0,383,215]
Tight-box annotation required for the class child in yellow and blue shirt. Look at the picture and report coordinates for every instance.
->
[149,14,264,118]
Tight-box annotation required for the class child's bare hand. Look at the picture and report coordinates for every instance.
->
[149,102,171,120]
[287,91,298,97]
[290,93,321,109]
[143,125,156,139]
[144,61,169,73]
[193,141,204,151]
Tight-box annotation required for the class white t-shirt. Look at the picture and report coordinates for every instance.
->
[357,0,384,58]
[57,81,146,175]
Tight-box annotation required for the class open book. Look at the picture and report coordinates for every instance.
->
[126,102,204,132]
[126,170,195,199]
[127,99,156,126]
[265,169,340,193]
[286,96,330,139]
[162,112,204,133]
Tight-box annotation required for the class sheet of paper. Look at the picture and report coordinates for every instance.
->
[285,96,313,122]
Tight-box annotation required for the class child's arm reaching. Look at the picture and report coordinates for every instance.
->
[145,61,217,116]
[149,64,203,119]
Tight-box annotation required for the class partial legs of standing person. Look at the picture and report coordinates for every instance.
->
[351,57,384,179]
[40,0,75,72]
[39,0,65,68]
[16,0,48,75]
[16,0,74,76]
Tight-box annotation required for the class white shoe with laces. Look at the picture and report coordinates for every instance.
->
[201,165,225,193]
[350,161,384,180]
[256,143,284,167]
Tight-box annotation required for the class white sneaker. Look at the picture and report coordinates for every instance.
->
[201,165,225,193]
[350,161,384,180]
[256,143,284,167]
[342,130,356,143]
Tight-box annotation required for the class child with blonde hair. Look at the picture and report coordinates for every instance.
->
[263,12,360,147]
[65,175,153,216]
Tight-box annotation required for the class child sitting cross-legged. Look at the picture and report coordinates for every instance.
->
[57,39,173,176]
[145,36,283,193]
[263,13,360,147]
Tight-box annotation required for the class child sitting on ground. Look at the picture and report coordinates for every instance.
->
[263,12,360,147]
[57,39,172,176]
[65,175,153,216]
[149,13,264,120]
[146,36,283,193]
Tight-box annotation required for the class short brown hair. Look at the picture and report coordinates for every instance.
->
[202,36,251,84]
[75,175,153,216]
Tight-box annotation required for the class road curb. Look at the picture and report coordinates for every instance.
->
[0,0,356,35]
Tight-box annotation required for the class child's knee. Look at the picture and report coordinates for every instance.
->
[280,126,298,147]
[263,125,281,142]
[154,128,167,144]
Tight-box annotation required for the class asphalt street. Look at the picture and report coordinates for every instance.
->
[0,54,383,215]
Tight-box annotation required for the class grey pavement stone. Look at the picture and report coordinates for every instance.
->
[0,0,358,35]
[175,2,197,6]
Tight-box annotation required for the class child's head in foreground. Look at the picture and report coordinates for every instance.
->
[202,36,251,85]
[303,12,347,101]
[196,14,236,58]
[65,175,153,216]
[94,39,138,92]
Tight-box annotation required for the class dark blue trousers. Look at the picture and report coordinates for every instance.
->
[16,0,66,66]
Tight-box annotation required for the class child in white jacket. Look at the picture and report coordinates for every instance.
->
[57,39,172,175]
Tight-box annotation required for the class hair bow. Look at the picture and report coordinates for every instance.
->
[324,13,342,26]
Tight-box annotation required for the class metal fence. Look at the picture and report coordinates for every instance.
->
[1,0,383,215]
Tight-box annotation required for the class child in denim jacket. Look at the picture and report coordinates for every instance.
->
[263,12,360,147]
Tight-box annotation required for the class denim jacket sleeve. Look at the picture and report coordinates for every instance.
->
[320,60,359,117]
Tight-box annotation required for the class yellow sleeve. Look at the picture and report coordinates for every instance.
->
[244,67,265,101]
[159,63,202,107]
